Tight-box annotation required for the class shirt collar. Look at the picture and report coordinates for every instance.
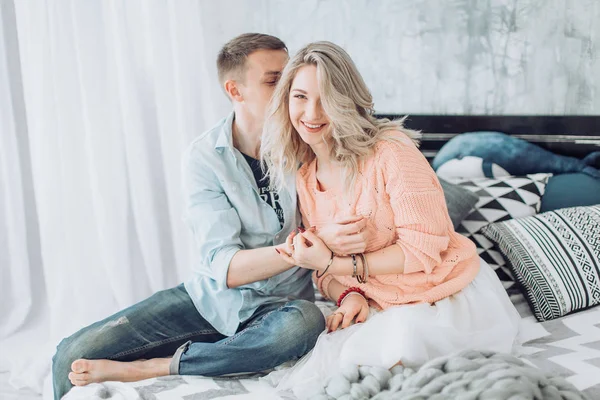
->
[214,111,235,151]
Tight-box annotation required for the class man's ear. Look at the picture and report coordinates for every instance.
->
[224,80,243,103]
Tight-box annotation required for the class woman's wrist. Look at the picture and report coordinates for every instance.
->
[320,274,337,300]
[330,254,365,277]
[329,255,350,275]
[336,287,367,307]
[340,291,366,306]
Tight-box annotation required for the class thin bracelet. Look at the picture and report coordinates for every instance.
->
[358,253,369,283]
[351,254,358,278]
[362,253,369,283]
[316,251,334,278]
[361,253,369,283]
[356,253,364,283]
[336,287,366,307]
[340,291,366,306]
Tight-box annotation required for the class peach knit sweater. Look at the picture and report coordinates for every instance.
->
[297,132,480,309]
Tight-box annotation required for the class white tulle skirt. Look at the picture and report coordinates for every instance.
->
[269,258,521,395]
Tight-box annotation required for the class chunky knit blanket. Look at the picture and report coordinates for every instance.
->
[312,350,589,400]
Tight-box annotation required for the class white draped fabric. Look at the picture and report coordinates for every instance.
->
[0,1,248,398]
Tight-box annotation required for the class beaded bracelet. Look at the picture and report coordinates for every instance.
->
[336,287,366,307]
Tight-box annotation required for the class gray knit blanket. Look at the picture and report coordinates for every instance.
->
[312,350,589,400]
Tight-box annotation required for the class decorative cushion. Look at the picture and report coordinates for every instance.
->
[439,178,480,228]
[436,156,510,181]
[452,173,552,289]
[540,173,600,212]
[481,205,600,321]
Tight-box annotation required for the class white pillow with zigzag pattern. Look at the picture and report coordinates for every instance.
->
[452,173,552,291]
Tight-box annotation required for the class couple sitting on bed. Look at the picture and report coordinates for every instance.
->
[52,33,520,399]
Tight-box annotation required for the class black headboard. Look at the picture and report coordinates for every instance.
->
[376,115,600,162]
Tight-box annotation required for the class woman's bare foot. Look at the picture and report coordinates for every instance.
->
[68,357,172,386]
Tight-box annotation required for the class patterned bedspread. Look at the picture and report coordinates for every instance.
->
[63,295,600,400]
[511,294,600,397]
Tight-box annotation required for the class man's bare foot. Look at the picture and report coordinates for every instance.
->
[68,357,172,386]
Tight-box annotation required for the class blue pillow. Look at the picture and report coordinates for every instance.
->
[433,132,600,179]
[540,173,600,212]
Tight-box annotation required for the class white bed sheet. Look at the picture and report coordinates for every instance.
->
[1,371,41,400]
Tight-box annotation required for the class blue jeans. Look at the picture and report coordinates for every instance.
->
[52,284,325,400]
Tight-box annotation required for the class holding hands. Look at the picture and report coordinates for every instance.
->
[275,214,369,270]
[276,227,332,273]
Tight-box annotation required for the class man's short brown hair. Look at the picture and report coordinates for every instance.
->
[217,33,287,84]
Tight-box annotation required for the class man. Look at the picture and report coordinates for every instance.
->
[52,33,368,400]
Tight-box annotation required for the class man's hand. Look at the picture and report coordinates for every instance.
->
[326,293,369,332]
[274,231,296,266]
[316,215,368,256]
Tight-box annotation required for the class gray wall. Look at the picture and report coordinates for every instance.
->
[203,0,600,115]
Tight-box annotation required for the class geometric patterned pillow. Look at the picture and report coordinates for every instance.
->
[453,173,552,290]
[481,205,600,321]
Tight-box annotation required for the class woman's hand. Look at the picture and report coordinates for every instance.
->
[316,215,369,256]
[327,293,369,333]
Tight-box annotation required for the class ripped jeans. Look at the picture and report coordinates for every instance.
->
[52,284,325,400]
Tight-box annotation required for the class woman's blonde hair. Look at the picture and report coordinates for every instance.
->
[261,41,421,193]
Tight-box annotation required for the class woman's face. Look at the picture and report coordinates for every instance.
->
[289,65,331,146]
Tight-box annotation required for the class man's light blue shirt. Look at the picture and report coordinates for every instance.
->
[182,112,314,336]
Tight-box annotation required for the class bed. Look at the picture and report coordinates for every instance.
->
[10,115,600,400]
[58,294,600,399]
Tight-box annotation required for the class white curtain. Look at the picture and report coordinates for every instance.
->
[0,1,253,398]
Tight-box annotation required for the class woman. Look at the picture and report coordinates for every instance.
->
[261,42,520,391]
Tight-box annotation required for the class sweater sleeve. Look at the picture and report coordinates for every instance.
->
[380,140,452,275]
[312,271,336,301]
